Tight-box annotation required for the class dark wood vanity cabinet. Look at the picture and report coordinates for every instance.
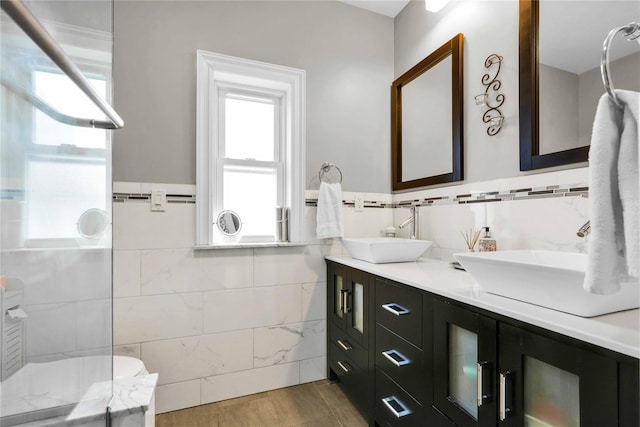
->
[326,261,640,427]
[327,262,374,422]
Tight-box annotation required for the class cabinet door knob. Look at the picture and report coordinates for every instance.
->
[336,339,353,351]
[382,396,412,418]
[381,349,411,367]
[499,371,513,421]
[381,303,410,316]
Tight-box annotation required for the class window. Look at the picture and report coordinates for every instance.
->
[196,51,305,245]
[26,69,109,243]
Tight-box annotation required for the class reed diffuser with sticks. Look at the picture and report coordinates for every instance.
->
[461,228,481,252]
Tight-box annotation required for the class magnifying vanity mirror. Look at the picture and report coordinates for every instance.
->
[392,33,464,191]
[519,0,640,171]
[215,210,242,236]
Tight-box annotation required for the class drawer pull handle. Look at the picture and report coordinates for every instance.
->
[381,349,411,367]
[382,396,412,418]
[381,303,410,316]
[337,339,353,351]
[337,360,351,373]
[499,371,513,421]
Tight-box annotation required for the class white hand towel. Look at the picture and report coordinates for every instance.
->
[584,90,639,295]
[316,182,344,239]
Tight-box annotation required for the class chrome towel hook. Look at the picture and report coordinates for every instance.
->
[601,22,640,109]
[318,162,343,184]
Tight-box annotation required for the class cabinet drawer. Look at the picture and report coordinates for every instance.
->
[375,278,423,348]
[329,342,368,415]
[375,369,424,427]
[329,323,368,371]
[375,325,424,403]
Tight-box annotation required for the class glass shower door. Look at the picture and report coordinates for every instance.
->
[1,1,115,424]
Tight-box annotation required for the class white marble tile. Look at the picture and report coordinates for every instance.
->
[113,293,203,345]
[113,202,195,250]
[114,344,141,359]
[342,206,394,238]
[155,379,201,414]
[201,362,300,404]
[203,285,302,334]
[487,195,589,253]
[302,282,326,322]
[77,299,112,351]
[254,245,326,287]
[141,330,253,385]
[25,303,77,358]
[300,356,327,383]
[141,248,253,295]
[114,250,141,298]
[253,320,326,368]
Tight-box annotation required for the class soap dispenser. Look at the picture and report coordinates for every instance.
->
[478,227,496,252]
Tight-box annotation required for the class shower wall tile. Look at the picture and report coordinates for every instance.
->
[155,379,201,414]
[253,245,327,287]
[113,202,195,250]
[25,303,77,359]
[141,330,253,385]
[203,285,302,334]
[300,356,326,383]
[140,248,253,295]
[113,250,141,298]
[201,362,300,405]
[253,320,326,368]
[76,299,112,351]
[113,293,203,345]
[302,282,326,321]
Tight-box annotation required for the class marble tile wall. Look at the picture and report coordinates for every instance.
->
[112,182,392,414]
[114,170,588,414]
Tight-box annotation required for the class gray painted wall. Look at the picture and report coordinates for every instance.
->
[113,1,393,192]
[394,0,522,185]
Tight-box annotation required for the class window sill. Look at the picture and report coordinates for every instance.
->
[194,242,308,251]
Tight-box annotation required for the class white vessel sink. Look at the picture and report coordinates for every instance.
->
[341,237,432,264]
[454,250,639,317]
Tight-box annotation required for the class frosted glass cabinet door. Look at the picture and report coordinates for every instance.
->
[328,263,347,329]
[434,300,497,427]
[346,269,371,349]
[498,323,619,427]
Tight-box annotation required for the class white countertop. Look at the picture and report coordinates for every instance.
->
[326,256,640,359]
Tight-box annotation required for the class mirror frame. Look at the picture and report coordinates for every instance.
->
[519,0,589,171]
[391,33,464,191]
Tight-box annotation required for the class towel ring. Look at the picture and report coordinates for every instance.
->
[318,162,343,184]
[601,22,640,109]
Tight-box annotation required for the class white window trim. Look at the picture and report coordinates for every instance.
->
[196,50,305,246]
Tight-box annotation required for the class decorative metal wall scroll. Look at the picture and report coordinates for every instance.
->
[474,54,505,136]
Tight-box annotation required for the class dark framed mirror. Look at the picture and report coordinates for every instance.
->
[519,0,639,171]
[391,33,464,191]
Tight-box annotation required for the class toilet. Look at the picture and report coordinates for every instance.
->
[114,356,155,427]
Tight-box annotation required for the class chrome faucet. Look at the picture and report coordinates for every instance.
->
[398,206,419,240]
[577,220,591,238]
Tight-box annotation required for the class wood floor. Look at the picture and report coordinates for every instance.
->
[155,380,369,427]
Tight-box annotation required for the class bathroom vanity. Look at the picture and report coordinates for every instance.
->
[326,257,639,427]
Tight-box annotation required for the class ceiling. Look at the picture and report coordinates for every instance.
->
[338,0,411,18]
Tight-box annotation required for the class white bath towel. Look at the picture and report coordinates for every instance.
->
[316,182,344,239]
[584,90,639,295]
